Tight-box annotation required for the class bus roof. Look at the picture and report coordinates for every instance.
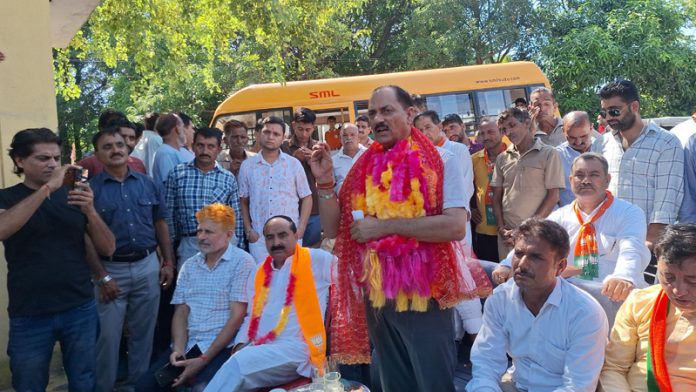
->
[213,61,549,120]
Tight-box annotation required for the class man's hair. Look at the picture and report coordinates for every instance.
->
[654,224,696,267]
[530,87,556,101]
[223,120,246,136]
[154,113,180,137]
[514,97,528,106]
[293,107,316,124]
[133,122,145,139]
[178,112,194,128]
[92,126,124,150]
[98,109,127,131]
[513,218,570,259]
[411,94,427,110]
[327,115,336,121]
[9,128,61,176]
[262,116,286,130]
[144,112,160,131]
[196,203,236,231]
[598,79,640,103]
[373,85,415,109]
[478,116,498,128]
[563,111,591,131]
[414,110,440,125]
[442,113,464,126]
[193,127,223,145]
[264,215,297,234]
[497,107,531,126]
[571,152,609,175]
[356,114,369,123]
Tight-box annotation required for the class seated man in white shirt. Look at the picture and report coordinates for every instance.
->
[468,218,608,392]
[136,203,255,391]
[493,152,650,302]
[205,216,335,392]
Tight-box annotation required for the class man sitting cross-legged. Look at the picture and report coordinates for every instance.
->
[205,216,335,392]
[467,218,608,392]
[136,203,255,391]
[600,223,696,391]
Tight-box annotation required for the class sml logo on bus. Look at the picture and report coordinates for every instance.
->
[309,90,340,99]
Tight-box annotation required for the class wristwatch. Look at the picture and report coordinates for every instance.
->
[95,274,113,286]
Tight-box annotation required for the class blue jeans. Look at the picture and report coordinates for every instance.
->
[302,214,322,246]
[8,299,98,392]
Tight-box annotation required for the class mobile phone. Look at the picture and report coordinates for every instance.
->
[154,345,203,387]
[63,167,88,189]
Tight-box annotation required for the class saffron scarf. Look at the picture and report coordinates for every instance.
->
[572,191,613,280]
[330,127,480,364]
[647,289,672,392]
[248,244,326,371]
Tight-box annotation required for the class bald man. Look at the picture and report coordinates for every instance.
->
[556,111,596,206]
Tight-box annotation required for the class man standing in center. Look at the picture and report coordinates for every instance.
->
[492,107,565,260]
[165,127,244,269]
[310,86,484,391]
[241,116,312,263]
[529,87,566,147]
[281,108,322,247]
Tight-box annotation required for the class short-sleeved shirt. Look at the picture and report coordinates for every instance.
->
[471,149,498,236]
[216,149,257,173]
[281,138,319,215]
[491,139,565,227]
[238,152,312,233]
[0,184,92,317]
[172,245,256,352]
[591,122,684,224]
[152,144,194,184]
[131,130,163,176]
[78,155,146,179]
[91,169,168,255]
[434,147,469,210]
[534,117,566,147]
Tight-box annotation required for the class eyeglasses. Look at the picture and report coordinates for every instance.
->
[599,108,622,118]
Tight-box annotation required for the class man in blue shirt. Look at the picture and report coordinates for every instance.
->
[91,127,176,392]
[165,127,245,269]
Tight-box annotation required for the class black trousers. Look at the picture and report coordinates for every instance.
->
[473,232,500,262]
[366,300,457,392]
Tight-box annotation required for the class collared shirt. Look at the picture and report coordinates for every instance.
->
[216,149,257,173]
[131,130,163,176]
[472,147,503,236]
[152,143,194,184]
[491,139,565,227]
[233,248,335,376]
[501,198,651,287]
[91,170,168,255]
[171,245,256,352]
[601,285,696,392]
[281,138,319,215]
[78,155,146,179]
[164,161,244,246]
[332,145,366,193]
[555,141,594,207]
[534,117,566,146]
[591,121,684,224]
[467,277,608,392]
[238,152,312,233]
[680,132,696,223]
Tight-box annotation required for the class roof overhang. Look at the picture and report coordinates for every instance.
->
[50,0,101,48]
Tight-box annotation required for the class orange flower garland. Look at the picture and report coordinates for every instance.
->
[247,257,297,345]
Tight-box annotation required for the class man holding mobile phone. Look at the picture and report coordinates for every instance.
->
[0,128,115,392]
[137,203,254,391]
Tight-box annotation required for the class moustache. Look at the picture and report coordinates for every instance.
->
[198,154,211,159]
[110,153,124,158]
[270,245,285,252]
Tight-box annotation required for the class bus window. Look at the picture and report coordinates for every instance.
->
[312,107,349,142]
[213,108,291,146]
[354,100,369,118]
[425,92,475,123]
[476,89,508,117]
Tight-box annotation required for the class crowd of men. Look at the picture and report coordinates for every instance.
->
[1,78,695,392]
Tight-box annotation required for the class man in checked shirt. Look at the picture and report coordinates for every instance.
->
[165,127,246,270]
[591,80,684,252]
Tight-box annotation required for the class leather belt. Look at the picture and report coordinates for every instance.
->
[103,247,157,262]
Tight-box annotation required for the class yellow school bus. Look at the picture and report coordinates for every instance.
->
[211,61,551,137]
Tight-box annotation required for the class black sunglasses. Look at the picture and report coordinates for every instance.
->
[599,108,622,118]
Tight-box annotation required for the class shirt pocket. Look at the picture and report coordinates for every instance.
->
[137,196,158,223]
[538,340,567,373]
[520,165,545,191]
[214,288,230,312]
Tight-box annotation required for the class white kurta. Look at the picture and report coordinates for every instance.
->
[204,248,335,392]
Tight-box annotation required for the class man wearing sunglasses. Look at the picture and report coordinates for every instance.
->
[591,80,684,253]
